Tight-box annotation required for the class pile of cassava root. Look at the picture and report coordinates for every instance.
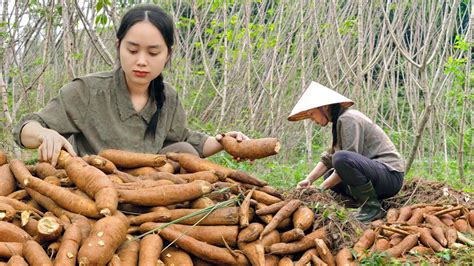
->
[0,139,473,265]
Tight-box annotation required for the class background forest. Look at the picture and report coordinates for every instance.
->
[0,0,472,189]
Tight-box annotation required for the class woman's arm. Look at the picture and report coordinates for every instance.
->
[20,121,76,166]
[297,161,328,187]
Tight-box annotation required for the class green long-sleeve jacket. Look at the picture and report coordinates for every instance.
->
[13,68,209,156]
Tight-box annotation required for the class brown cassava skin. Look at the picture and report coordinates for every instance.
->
[190,197,214,209]
[44,176,61,186]
[0,196,43,216]
[353,229,376,256]
[261,200,301,238]
[219,136,280,160]
[238,240,265,266]
[389,234,404,247]
[278,256,294,266]
[445,227,458,247]
[0,165,15,197]
[238,223,264,243]
[386,208,399,223]
[409,246,434,255]
[114,170,141,182]
[166,152,234,176]
[468,210,474,227]
[261,230,281,253]
[9,160,101,218]
[124,166,158,176]
[78,212,129,265]
[239,183,283,199]
[7,255,28,266]
[395,206,412,223]
[406,207,425,225]
[141,222,239,247]
[0,222,32,243]
[430,226,448,247]
[82,155,117,174]
[58,152,118,216]
[23,240,52,266]
[293,205,315,231]
[108,255,121,266]
[46,240,61,256]
[385,234,419,257]
[114,179,174,190]
[53,224,81,266]
[33,162,67,179]
[162,207,245,225]
[138,234,162,266]
[156,161,175,173]
[107,174,124,184]
[6,190,28,201]
[129,207,171,225]
[158,227,249,265]
[370,238,390,253]
[228,170,268,186]
[294,248,317,266]
[0,203,15,222]
[280,228,305,243]
[117,180,212,206]
[160,246,193,265]
[335,247,356,266]
[175,171,220,184]
[240,188,255,228]
[0,242,23,257]
[24,188,74,219]
[37,216,63,242]
[13,218,38,238]
[268,227,327,255]
[170,155,265,186]
[117,236,140,266]
[424,214,447,228]
[0,152,7,166]
[255,200,289,215]
[141,171,187,184]
[314,238,334,266]
[311,254,328,266]
[252,190,282,205]
[265,254,280,266]
[99,149,166,168]
[453,219,470,233]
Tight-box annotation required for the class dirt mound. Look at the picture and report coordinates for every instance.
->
[384,177,473,209]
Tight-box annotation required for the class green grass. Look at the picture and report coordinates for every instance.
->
[209,152,474,192]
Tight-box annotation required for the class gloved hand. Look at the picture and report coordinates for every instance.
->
[37,128,76,167]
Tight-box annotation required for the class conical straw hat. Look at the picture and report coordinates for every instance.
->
[288,81,354,121]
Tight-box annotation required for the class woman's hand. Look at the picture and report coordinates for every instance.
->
[297,179,311,188]
[216,131,250,162]
[216,131,250,142]
[37,128,76,167]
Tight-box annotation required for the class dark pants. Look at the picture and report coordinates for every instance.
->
[324,151,404,199]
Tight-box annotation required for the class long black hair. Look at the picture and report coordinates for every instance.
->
[116,5,175,139]
[329,103,347,153]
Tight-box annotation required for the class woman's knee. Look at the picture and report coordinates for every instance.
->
[332,150,353,170]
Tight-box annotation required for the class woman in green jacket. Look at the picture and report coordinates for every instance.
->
[14,5,247,166]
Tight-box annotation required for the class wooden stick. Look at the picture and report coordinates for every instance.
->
[380,225,410,236]
[433,206,463,216]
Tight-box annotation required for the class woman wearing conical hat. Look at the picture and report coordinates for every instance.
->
[289,82,405,223]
